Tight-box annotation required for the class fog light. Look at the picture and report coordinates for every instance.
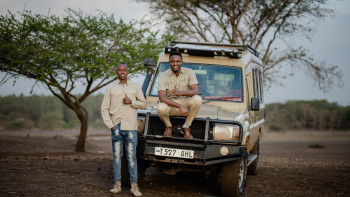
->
[220,147,228,155]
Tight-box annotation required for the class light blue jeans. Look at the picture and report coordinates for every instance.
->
[111,124,138,184]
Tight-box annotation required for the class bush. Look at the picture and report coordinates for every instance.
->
[308,143,325,149]
[0,113,7,127]
[61,120,79,129]
[5,118,34,129]
[39,112,64,130]
[269,124,283,131]
[89,119,105,129]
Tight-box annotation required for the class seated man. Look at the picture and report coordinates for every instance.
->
[157,51,202,140]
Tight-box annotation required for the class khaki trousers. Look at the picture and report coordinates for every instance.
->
[157,95,202,127]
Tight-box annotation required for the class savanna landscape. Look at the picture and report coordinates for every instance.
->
[1,1,350,196]
[0,95,349,196]
[0,129,349,196]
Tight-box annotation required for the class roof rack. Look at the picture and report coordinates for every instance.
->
[164,40,259,58]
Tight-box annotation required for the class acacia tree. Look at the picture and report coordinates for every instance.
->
[137,0,342,91]
[0,9,169,152]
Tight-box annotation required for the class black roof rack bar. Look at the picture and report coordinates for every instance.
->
[164,46,242,59]
[170,40,259,58]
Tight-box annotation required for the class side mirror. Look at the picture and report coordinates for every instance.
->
[144,58,156,71]
[251,97,260,111]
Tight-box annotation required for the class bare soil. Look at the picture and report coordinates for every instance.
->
[0,130,349,197]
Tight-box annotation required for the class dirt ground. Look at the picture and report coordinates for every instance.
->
[0,129,349,197]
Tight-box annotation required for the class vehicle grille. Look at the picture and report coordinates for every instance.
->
[148,116,208,140]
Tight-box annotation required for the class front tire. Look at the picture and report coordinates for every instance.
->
[219,157,247,197]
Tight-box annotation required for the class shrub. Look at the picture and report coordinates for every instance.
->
[89,119,105,129]
[269,124,283,131]
[308,143,325,149]
[39,112,64,130]
[5,118,34,129]
[61,120,79,129]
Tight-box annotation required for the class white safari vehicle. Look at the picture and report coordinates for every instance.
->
[128,41,265,197]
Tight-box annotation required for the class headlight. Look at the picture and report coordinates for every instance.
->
[213,124,240,141]
[137,117,145,133]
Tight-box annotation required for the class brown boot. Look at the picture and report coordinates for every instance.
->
[163,127,172,137]
[180,127,193,140]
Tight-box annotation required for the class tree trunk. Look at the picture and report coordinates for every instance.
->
[73,106,89,152]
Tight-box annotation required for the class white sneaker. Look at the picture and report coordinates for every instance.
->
[130,183,142,197]
[110,182,121,194]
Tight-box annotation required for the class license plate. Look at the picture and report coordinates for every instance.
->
[155,147,194,159]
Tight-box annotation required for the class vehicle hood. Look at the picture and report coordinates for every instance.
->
[196,103,242,121]
[140,103,244,122]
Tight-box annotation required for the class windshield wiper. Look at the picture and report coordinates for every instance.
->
[203,96,241,101]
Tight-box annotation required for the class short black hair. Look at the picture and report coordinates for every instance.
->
[116,63,128,71]
[169,51,182,60]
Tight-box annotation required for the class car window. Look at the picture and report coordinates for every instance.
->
[149,62,243,102]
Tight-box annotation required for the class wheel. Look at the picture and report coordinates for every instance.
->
[219,157,247,197]
[247,139,259,175]
[121,155,146,186]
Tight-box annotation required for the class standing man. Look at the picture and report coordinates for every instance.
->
[157,51,202,140]
[101,63,145,196]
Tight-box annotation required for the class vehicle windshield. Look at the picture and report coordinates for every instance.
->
[149,62,243,102]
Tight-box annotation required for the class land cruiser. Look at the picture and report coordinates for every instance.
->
[125,41,265,196]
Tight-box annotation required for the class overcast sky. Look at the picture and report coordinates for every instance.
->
[0,0,349,106]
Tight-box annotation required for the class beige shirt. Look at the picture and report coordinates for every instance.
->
[101,81,146,130]
[158,67,198,100]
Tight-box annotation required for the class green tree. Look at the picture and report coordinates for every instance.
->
[0,9,169,151]
[138,0,342,91]
[265,100,349,131]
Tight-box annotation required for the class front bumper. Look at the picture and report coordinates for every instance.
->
[139,138,246,166]
[137,112,246,166]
